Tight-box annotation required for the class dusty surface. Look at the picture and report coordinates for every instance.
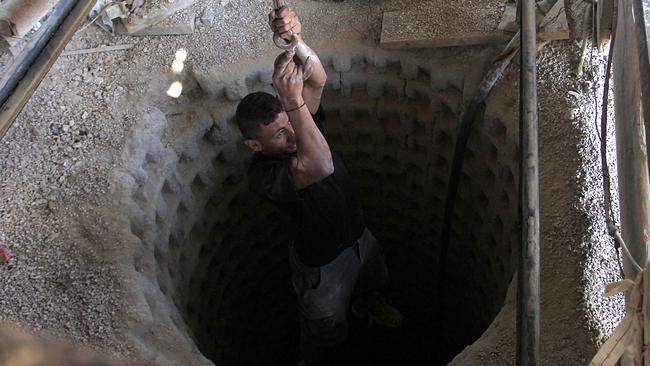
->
[450,36,624,366]
[0,0,624,365]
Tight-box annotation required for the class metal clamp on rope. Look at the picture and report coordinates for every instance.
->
[272,32,314,81]
[272,0,296,50]
[271,0,313,80]
[273,33,299,50]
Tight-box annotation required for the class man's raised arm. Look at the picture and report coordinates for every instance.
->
[269,6,326,114]
[273,51,333,189]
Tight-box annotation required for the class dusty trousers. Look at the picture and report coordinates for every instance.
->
[289,228,388,364]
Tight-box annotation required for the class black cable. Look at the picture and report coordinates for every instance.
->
[433,35,519,363]
[597,0,625,279]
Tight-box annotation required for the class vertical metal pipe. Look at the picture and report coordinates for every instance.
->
[0,0,59,48]
[0,0,76,109]
[0,0,97,140]
[516,0,540,364]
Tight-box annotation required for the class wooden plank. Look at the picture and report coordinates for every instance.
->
[635,0,650,184]
[499,2,551,33]
[61,44,134,56]
[599,0,615,43]
[613,0,650,278]
[381,0,569,49]
[631,271,644,366]
[589,273,645,366]
[128,23,195,36]
[588,310,635,365]
[604,279,636,296]
[380,8,509,49]
[497,3,517,33]
[639,267,650,366]
[115,18,195,36]
[121,0,198,34]
[538,0,569,35]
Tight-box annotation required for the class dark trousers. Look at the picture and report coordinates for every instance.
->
[289,229,388,364]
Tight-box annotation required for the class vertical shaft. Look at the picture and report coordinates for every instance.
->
[516,0,540,364]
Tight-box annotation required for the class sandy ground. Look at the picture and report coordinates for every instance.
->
[0,0,624,364]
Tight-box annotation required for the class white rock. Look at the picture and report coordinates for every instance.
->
[200,9,216,26]
[167,82,183,98]
[175,48,188,63]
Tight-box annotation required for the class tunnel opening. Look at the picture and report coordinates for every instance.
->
[128,48,520,366]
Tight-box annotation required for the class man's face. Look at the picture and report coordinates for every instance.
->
[247,112,297,156]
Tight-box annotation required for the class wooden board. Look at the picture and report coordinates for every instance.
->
[115,18,195,36]
[380,0,570,49]
[612,0,650,278]
[380,0,509,49]
[537,0,570,41]
[497,3,518,33]
[61,44,134,56]
[596,0,615,44]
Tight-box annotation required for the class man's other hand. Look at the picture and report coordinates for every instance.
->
[273,51,305,108]
[269,6,302,40]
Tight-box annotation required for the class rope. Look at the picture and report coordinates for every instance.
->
[609,224,643,273]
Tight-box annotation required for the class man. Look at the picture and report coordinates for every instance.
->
[235,6,401,365]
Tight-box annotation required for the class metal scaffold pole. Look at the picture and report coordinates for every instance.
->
[0,0,97,141]
[516,0,540,364]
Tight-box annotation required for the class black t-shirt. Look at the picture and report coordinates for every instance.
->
[247,107,365,267]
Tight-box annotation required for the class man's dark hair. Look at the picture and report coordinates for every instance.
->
[235,92,283,139]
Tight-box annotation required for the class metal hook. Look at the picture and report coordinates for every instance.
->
[273,33,299,50]
[271,0,298,50]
